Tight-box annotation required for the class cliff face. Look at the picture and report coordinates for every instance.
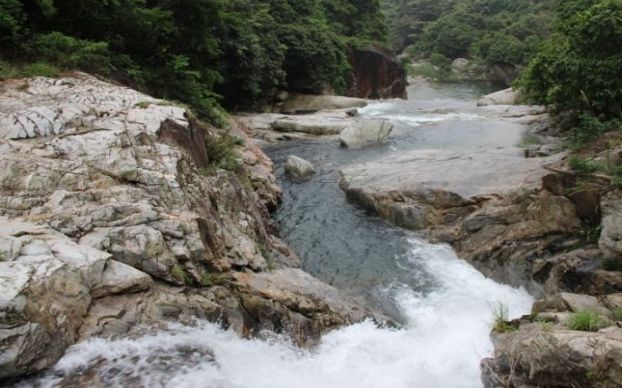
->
[0,74,373,380]
[347,46,408,100]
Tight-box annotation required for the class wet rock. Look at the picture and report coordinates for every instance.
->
[339,120,393,149]
[340,149,584,289]
[232,268,379,345]
[347,45,408,100]
[285,155,316,181]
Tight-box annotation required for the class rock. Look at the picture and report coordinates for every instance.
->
[0,74,378,380]
[271,117,346,135]
[285,155,316,181]
[339,149,584,289]
[451,58,470,73]
[477,88,522,106]
[482,325,622,387]
[487,63,519,87]
[279,94,368,114]
[232,268,381,345]
[534,292,612,318]
[91,259,153,298]
[347,45,408,100]
[599,191,622,257]
[0,217,153,379]
[339,120,393,149]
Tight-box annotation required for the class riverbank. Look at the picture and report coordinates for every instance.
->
[242,79,622,387]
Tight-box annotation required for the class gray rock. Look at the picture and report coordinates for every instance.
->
[285,155,316,181]
[477,88,522,106]
[339,120,393,149]
[600,191,622,257]
[279,94,367,114]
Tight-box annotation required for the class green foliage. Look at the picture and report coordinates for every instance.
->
[492,303,519,333]
[21,62,61,78]
[568,157,602,174]
[202,130,242,174]
[567,311,607,331]
[201,273,231,287]
[381,0,557,68]
[171,264,191,285]
[0,0,388,122]
[567,115,622,149]
[613,308,622,321]
[519,0,622,122]
[27,32,111,73]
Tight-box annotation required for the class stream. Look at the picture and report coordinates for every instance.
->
[25,81,535,388]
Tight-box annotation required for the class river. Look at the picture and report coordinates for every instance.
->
[25,81,534,388]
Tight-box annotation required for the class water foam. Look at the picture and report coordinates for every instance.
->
[359,103,484,127]
[31,238,533,388]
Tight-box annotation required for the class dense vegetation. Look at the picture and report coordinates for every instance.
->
[519,0,622,121]
[0,0,386,124]
[381,0,558,68]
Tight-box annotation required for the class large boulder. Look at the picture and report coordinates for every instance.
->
[339,120,393,149]
[285,155,316,181]
[348,46,408,100]
[477,88,523,106]
[279,94,367,114]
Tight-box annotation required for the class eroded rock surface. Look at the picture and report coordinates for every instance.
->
[339,120,393,149]
[0,74,375,380]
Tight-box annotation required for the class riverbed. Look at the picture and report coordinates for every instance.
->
[25,81,534,388]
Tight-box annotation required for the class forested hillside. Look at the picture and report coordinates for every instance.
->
[0,0,386,124]
[381,0,558,68]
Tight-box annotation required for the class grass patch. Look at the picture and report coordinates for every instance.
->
[202,130,242,174]
[200,273,231,287]
[20,62,62,78]
[612,308,622,321]
[492,303,519,333]
[567,311,607,331]
[171,264,192,285]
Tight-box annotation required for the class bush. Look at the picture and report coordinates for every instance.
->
[20,62,61,78]
[27,32,111,74]
[567,311,607,331]
[519,0,622,119]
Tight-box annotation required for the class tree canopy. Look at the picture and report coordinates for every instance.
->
[0,0,387,123]
[381,0,558,67]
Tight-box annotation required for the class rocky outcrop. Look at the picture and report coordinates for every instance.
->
[285,155,316,181]
[348,46,408,100]
[339,120,393,149]
[0,74,378,380]
[482,292,622,388]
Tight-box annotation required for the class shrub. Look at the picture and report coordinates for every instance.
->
[567,311,607,331]
[20,62,61,78]
[28,32,112,74]
[613,308,622,321]
[204,130,242,173]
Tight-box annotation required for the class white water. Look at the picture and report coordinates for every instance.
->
[33,238,533,388]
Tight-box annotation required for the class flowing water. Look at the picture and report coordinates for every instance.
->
[25,81,535,388]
